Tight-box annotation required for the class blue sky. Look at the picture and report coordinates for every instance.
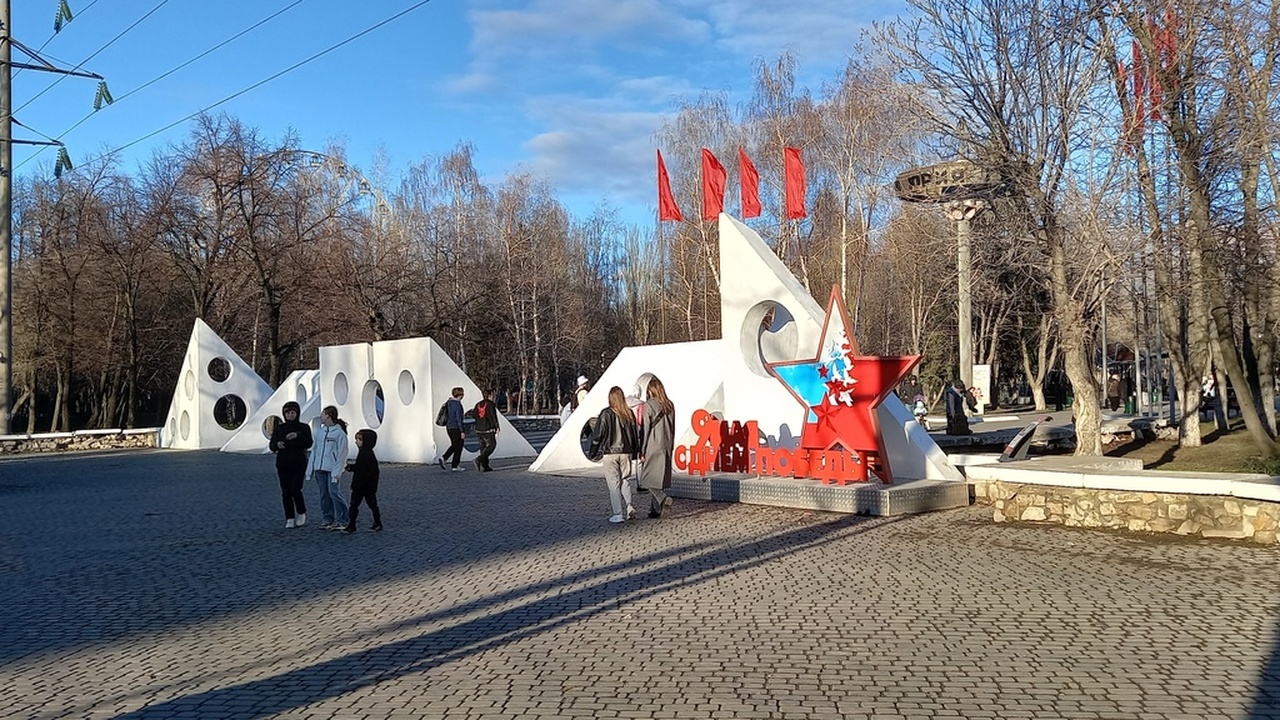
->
[10,0,908,227]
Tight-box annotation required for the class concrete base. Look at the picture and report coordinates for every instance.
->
[669,473,971,516]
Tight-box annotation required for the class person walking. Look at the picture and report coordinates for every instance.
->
[343,429,383,533]
[437,387,467,472]
[588,386,641,524]
[944,379,975,436]
[269,401,312,529]
[897,374,923,405]
[309,405,350,530]
[1106,373,1122,412]
[638,376,676,518]
[471,389,500,472]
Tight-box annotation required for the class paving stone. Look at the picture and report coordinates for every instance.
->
[1,449,1279,719]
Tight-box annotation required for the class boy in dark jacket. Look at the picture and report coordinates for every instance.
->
[471,389,500,472]
[269,401,312,528]
[344,429,382,533]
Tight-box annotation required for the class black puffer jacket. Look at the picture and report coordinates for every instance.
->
[347,430,380,492]
[589,408,640,459]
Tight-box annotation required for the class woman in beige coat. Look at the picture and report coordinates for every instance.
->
[638,376,676,518]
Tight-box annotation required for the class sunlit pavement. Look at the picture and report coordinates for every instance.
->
[2,448,1280,719]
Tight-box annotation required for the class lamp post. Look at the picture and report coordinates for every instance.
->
[942,198,986,391]
[894,161,999,393]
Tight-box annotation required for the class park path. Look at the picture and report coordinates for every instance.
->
[1,448,1279,719]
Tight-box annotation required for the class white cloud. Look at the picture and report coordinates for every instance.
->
[523,99,665,206]
[447,0,910,224]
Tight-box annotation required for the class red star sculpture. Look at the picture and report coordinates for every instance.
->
[768,286,920,483]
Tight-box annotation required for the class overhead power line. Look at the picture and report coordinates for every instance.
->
[16,0,308,167]
[17,0,434,173]
[16,0,170,114]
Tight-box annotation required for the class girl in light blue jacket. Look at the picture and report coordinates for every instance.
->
[309,405,350,529]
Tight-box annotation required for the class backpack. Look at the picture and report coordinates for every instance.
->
[435,402,448,427]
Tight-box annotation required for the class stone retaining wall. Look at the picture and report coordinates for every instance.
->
[972,478,1280,544]
[0,429,160,455]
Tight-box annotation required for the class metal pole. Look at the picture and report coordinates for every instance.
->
[958,215,972,390]
[0,0,12,433]
[1134,286,1144,416]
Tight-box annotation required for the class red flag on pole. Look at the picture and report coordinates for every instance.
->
[657,150,682,222]
[701,148,726,220]
[784,146,806,219]
[739,147,761,218]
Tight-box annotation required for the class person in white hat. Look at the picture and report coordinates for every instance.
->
[575,375,591,409]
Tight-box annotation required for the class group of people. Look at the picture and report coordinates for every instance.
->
[897,374,980,435]
[587,375,676,524]
[269,402,383,533]
[436,387,502,472]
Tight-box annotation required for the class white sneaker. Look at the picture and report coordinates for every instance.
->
[625,507,635,520]
[285,519,296,529]
[452,466,466,472]
[608,513,625,524]
[295,513,306,527]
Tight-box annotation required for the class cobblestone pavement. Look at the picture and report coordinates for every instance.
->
[2,449,1280,719]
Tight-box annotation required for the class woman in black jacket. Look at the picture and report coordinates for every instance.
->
[269,401,312,529]
[589,386,640,524]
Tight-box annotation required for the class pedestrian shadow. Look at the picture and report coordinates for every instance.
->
[1248,623,1280,717]
[104,513,901,719]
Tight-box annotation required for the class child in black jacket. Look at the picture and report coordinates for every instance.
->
[344,429,382,533]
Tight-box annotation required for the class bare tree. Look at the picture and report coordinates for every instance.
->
[886,0,1112,454]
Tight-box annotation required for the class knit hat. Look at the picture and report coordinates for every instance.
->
[282,401,301,415]
[576,375,589,387]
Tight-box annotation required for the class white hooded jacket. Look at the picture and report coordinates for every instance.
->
[309,422,350,475]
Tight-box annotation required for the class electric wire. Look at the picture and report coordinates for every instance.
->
[16,0,308,165]
[16,0,172,114]
[16,0,434,174]
[28,0,103,58]
[13,0,105,80]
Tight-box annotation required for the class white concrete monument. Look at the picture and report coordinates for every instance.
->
[530,213,960,483]
[318,336,535,464]
[160,318,274,450]
[220,369,321,454]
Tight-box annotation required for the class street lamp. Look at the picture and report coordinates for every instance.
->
[893,160,1001,393]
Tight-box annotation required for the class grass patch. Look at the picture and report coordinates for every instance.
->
[1104,420,1280,474]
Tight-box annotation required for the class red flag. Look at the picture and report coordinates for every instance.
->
[784,146,806,219]
[739,147,761,218]
[701,149,726,220]
[657,150,682,222]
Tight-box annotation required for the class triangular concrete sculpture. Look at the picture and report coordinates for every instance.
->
[160,318,274,450]
[530,213,961,482]
[318,336,535,465]
[220,369,321,454]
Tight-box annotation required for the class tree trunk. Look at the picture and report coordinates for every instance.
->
[1048,227,1101,455]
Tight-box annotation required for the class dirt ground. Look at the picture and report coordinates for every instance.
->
[1103,419,1280,474]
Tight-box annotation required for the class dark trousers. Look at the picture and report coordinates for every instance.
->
[945,414,971,436]
[348,485,381,528]
[442,428,465,468]
[277,467,307,518]
[476,430,497,470]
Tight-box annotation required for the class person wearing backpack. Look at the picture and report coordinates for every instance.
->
[588,386,641,523]
[436,387,467,471]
